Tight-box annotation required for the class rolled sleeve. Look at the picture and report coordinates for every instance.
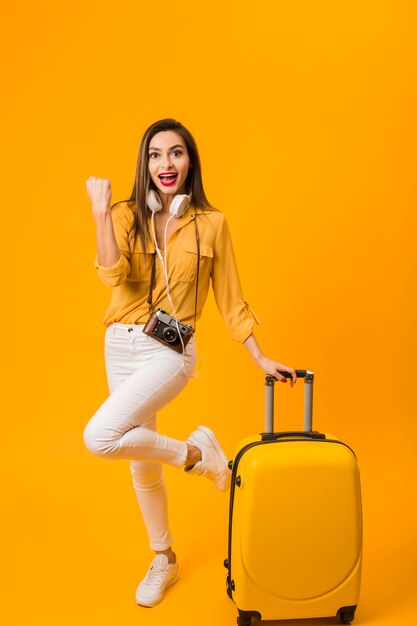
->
[211,213,260,343]
[94,253,130,287]
[230,300,261,343]
[93,202,132,287]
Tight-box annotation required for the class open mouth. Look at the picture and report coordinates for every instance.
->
[158,173,178,187]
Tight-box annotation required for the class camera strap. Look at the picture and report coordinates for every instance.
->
[147,214,200,331]
[147,252,157,313]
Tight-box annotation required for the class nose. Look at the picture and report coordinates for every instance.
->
[161,153,173,169]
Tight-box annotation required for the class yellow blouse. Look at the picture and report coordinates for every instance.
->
[94,201,260,343]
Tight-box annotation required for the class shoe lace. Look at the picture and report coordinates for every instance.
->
[143,565,168,588]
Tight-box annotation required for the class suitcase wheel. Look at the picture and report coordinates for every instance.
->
[237,609,261,626]
[337,606,356,624]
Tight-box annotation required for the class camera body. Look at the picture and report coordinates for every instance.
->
[143,309,194,353]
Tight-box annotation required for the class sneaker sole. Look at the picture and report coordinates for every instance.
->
[136,573,180,608]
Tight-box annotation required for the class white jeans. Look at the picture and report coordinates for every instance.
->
[83,322,197,551]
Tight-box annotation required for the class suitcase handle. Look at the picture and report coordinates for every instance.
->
[267,370,309,380]
[261,431,325,441]
[265,371,314,434]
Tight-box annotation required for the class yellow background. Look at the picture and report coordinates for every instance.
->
[1,1,416,624]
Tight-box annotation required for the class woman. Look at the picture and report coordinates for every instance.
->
[83,118,296,608]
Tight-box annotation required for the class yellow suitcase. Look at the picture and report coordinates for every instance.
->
[225,371,362,626]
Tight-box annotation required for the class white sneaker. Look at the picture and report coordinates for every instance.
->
[135,554,179,608]
[185,425,231,492]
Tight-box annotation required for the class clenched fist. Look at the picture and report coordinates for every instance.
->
[86,176,112,215]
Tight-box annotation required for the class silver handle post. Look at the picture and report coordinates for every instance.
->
[265,371,314,434]
[304,371,314,432]
[265,375,275,434]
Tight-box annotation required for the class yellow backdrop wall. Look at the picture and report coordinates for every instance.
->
[1,1,416,625]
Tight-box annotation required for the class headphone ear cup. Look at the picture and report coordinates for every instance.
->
[170,193,192,217]
[147,189,163,213]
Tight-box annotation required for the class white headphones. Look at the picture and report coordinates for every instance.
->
[146,187,199,372]
[147,188,192,217]
[148,187,193,356]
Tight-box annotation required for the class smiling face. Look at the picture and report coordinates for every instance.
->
[148,130,191,198]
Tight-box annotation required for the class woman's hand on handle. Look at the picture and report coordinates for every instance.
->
[257,356,297,387]
[86,176,112,217]
[243,334,297,387]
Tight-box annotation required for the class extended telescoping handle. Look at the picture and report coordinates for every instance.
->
[265,370,314,434]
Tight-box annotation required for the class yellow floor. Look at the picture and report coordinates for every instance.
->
[3,452,416,626]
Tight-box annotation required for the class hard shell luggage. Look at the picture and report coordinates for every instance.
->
[225,371,362,626]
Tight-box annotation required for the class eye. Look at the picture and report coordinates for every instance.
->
[172,150,183,157]
[149,152,159,159]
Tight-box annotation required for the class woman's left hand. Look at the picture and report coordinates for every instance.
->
[256,355,297,387]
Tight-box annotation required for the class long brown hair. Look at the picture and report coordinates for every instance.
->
[115,118,216,252]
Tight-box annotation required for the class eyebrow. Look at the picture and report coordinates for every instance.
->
[148,144,184,151]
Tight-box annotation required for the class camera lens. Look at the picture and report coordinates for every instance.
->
[163,327,178,343]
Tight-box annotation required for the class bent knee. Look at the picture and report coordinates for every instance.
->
[83,420,117,458]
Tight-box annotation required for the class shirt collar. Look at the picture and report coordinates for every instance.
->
[145,204,197,252]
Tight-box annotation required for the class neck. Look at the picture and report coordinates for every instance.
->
[156,186,188,214]
[159,193,174,214]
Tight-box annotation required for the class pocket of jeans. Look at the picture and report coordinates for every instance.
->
[104,326,127,360]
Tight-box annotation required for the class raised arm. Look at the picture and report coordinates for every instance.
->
[87,176,120,265]
[86,176,130,286]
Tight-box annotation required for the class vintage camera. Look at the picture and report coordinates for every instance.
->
[143,309,194,353]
